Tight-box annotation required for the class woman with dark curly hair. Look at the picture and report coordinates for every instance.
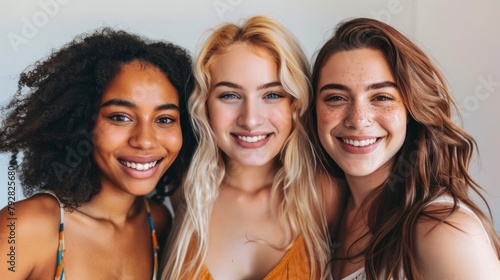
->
[0,28,195,279]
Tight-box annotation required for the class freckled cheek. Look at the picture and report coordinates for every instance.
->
[316,106,341,127]
[379,106,407,128]
[377,107,407,147]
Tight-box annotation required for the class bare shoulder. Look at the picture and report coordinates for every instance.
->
[315,169,348,233]
[1,193,61,239]
[416,203,500,279]
[0,194,61,278]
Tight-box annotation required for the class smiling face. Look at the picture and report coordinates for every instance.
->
[207,43,293,168]
[316,48,407,186]
[92,60,182,196]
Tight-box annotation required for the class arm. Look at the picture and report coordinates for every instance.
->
[0,195,61,279]
[416,206,500,279]
[0,205,25,279]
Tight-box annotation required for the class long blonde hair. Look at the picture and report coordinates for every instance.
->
[310,17,500,279]
[162,16,330,279]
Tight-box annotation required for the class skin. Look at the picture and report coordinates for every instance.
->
[204,43,294,280]
[317,48,406,279]
[207,44,293,168]
[0,60,177,279]
[415,203,500,279]
[317,48,500,279]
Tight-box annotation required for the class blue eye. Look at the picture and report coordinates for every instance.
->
[219,92,239,99]
[264,92,283,99]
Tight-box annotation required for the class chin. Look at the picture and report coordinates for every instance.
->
[341,165,377,178]
[126,183,158,196]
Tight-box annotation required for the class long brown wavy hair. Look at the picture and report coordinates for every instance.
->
[308,17,500,279]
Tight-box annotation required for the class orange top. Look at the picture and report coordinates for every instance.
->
[185,235,310,279]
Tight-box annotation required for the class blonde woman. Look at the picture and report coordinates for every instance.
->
[162,16,342,280]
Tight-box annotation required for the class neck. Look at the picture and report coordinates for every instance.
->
[345,176,378,210]
[345,161,393,209]
[76,184,141,226]
[222,159,279,195]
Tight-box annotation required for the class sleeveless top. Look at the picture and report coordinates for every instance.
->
[340,195,491,280]
[42,191,159,280]
[184,235,311,279]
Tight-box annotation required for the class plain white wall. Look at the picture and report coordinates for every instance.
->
[1,0,499,231]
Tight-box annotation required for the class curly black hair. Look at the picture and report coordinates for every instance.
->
[0,28,196,207]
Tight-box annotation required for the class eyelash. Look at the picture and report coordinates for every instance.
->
[324,95,345,102]
[219,92,239,99]
[109,114,131,122]
[156,116,175,124]
[108,114,175,124]
[264,91,283,99]
[373,94,394,101]
[218,91,284,100]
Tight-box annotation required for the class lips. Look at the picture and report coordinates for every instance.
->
[341,138,378,147]
[337,137,381,154]
[118,158,164,171]
[119,160,157,171]
[237,134,269,143]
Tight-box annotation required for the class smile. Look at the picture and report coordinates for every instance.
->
[341,138,377,147]
[119,160,159,171]
[237,134,269,143]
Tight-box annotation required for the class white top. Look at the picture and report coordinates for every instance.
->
[340,195,490,280]
[341,267,365,280]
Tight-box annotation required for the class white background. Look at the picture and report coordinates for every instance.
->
[1,0,499,231]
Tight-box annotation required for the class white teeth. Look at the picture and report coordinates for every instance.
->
[238,135,268,143]
[122,160,158,171]
[342,138,377,147]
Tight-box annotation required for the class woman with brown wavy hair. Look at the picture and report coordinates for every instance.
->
[309,17,500,279]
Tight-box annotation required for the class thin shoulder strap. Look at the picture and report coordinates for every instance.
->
[40,190,66,280]
[39,190,65,227]
[144,197,159,280]
[427,195,491,245]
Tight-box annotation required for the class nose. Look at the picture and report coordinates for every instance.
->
[344,101,373,129]
[129,120,157,150]
[237,99,264,131]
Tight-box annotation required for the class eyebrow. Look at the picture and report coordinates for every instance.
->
[319,81,397,93]
[257,81,282,90]
[213,81,243,90]
[100,99,179,111]
[318,83,349,93]
[366,81,398,91]
[213,81,282,90]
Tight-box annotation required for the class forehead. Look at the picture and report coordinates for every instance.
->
[208,43,278,84]
[319,48,395,86]
[101,61,179,104]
